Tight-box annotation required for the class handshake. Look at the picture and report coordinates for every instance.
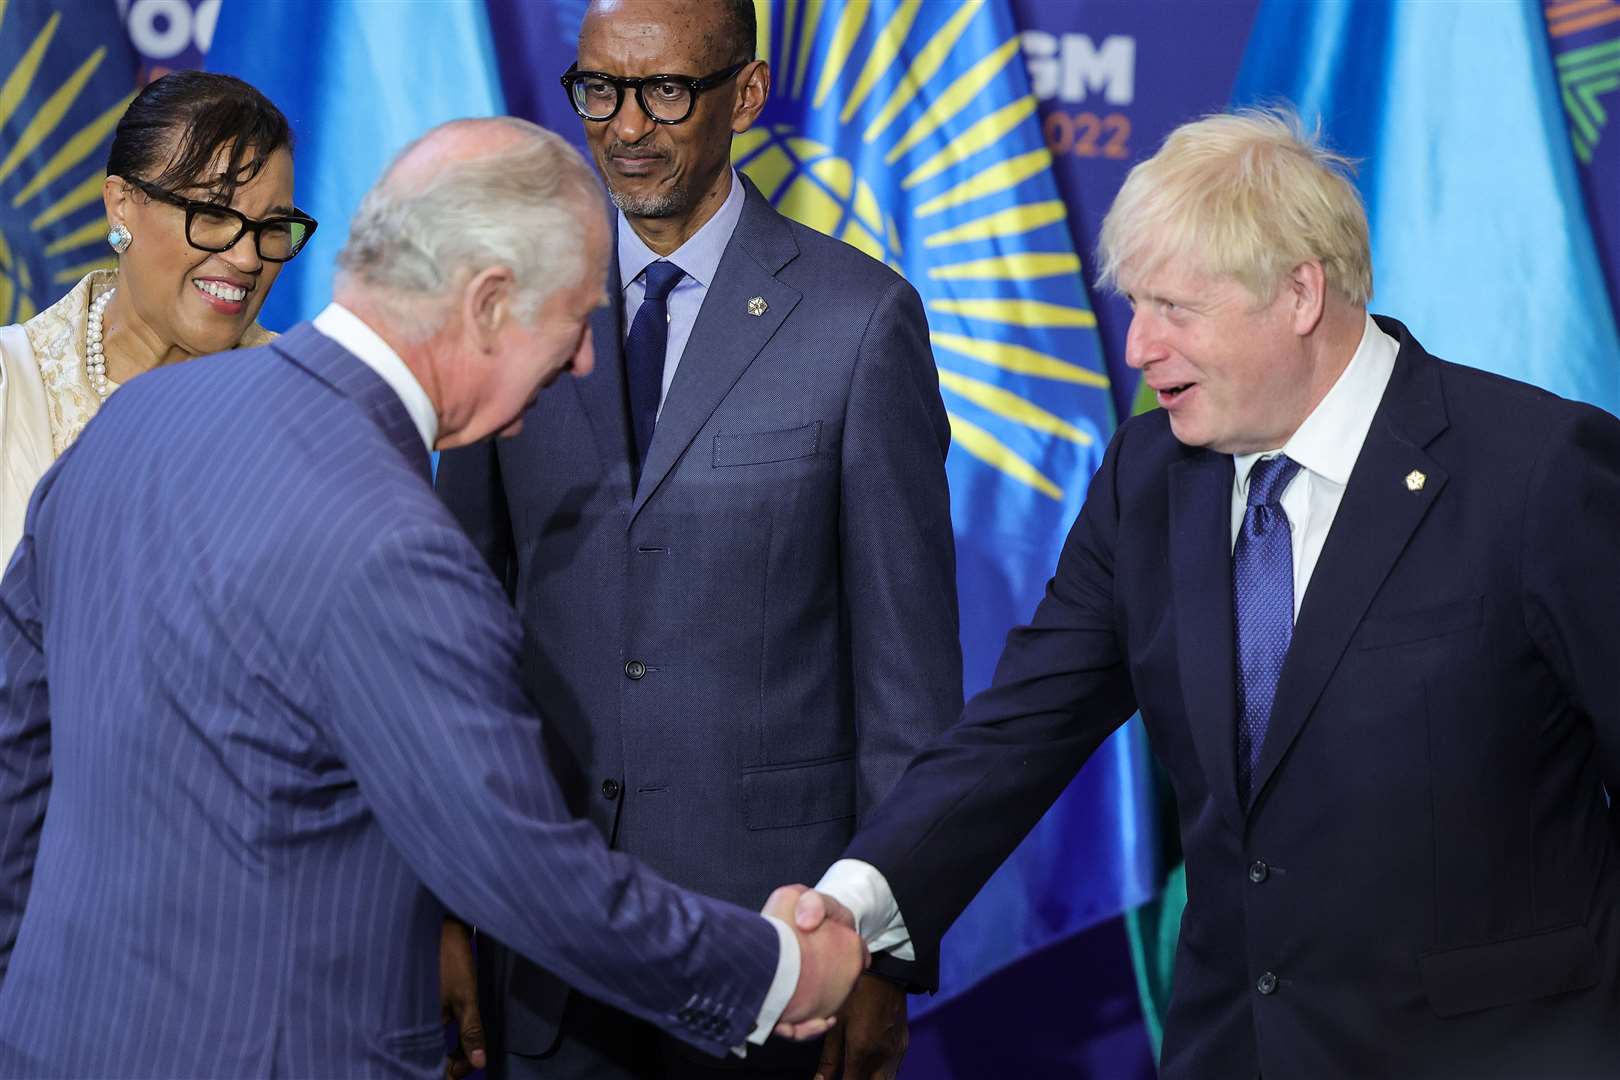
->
[764,885,869,1041]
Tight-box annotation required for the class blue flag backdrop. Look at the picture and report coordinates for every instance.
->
[17,1,1620,1075]
[1234,0,1620,414]
[0,0,138,325]
[206,0,505,328]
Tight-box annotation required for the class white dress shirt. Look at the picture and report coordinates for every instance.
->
[1230,315,1399,611]
[312,302,439,451]
[312,298,800,1046]
[816,314,1400,963]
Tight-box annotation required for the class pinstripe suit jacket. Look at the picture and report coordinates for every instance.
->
[0,324,778,1078]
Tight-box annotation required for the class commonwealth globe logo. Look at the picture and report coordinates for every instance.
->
[0,7,134,325]
[743,0,1111,503]
[734,126,900,266]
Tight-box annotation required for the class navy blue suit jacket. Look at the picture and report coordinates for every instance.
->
[0,324,778,1078]
[849,318,1620,1078]
[437,178,962,1051]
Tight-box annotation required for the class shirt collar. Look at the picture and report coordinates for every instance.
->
[1234,313,1399,492]
[311,302,439,452]
[617,168,745,292]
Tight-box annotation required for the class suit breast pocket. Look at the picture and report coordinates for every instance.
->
[741,755,856,830]
[1354,595,1483,651]
[712,422,822,468]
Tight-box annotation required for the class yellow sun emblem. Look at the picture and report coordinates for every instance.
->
[0,1,136,325]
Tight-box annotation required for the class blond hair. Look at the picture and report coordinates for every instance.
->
[1096,107,1372,306]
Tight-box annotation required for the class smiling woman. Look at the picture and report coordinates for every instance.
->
[0,70,311,562]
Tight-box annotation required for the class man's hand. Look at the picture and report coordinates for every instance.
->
[790,886,858,937]
[763,885,868,1041]
[439,917,485,1080]
[815,973,909,1080]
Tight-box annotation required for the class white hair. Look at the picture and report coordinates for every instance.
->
[1096,106,1372,306]
[337,117,603,336]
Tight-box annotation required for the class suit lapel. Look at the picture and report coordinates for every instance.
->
[1247,321,1449,810]
[570,246,635,507]
[1169,449,1246,833]
[272,322,430,482]
[629,179,803,523]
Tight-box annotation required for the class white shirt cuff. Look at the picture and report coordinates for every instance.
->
[739,914,800,1052]
[815,858,914,962]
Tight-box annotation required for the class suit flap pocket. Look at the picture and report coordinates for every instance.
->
[1420,923,1598,1017]
[1356,595,1482,650]
[713,422,822,468]
[742,755,855,830]
[376,1020,446,1068]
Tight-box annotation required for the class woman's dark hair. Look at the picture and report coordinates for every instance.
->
[107,71,292,202]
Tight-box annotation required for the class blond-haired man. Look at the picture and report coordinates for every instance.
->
[798,108,1620,1078]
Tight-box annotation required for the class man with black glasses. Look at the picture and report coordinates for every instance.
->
[437,2,961,1078]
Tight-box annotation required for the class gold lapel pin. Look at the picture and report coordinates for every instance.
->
[1405,469,1426,492]
[746,296,768,317]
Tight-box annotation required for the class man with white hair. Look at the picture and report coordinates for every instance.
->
[0,117,865,1078]
[795,108,1620,1077]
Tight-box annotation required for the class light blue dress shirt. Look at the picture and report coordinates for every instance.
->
[617,169,748,416]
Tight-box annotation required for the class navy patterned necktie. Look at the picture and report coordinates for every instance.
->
[1233,454,1302,807]
[624,260,686,468]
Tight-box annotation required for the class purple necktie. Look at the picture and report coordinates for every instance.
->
[625,260,685,469]
[1233,454,1301,806]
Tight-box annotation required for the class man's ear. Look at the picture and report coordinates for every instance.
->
[463,266,517,352]
[1286,259,1327,336]
[732,60,771,134]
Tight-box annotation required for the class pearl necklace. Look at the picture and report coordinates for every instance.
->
[86,286,115,398]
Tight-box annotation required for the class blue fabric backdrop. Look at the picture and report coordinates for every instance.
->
[13,1,1620,1076]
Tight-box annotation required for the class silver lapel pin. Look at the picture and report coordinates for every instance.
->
[1405,469,1426,492]
[746,296,768,317]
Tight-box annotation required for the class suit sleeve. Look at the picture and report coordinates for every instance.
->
[315,523,779,1056]
[845,419,1141,988]
[0,530,51,978]
[840,276,963,817]
[838,278,964,987]
[1520,404,1620,819]
[435,439,518,596]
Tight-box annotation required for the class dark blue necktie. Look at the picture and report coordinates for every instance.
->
[1233,454,1301,806]
[624,260,685,468]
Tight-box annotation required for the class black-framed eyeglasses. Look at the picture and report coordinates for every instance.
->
[127,177,318,262]
[561,62,749,125]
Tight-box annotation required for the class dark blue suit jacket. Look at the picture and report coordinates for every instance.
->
[849,318,1620,1078]
[437,178,962,1051]
[0,324,778,1078]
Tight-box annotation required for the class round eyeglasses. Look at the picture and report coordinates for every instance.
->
[127,177,318,262]
[561,62,749,125]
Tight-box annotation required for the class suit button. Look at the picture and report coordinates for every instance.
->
[601,779,621,800]
[1256,971,1279,995]
[624,659,646,680]
[1248,860,1269,883]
